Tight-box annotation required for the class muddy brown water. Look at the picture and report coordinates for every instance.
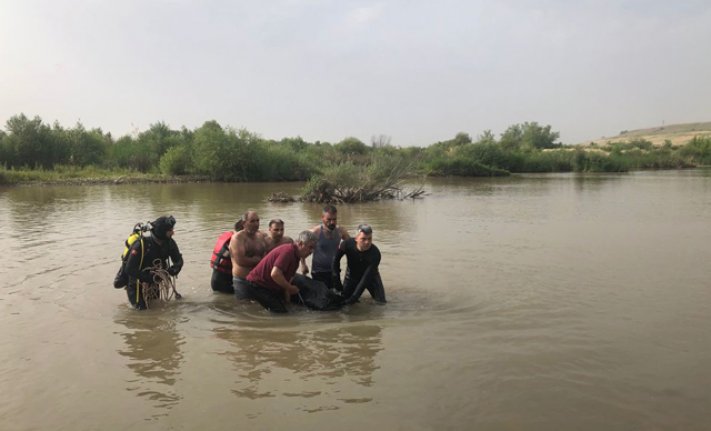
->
[1,170,710,430]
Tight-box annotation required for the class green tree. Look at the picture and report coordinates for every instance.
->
[191,121,265,181]
[679,136,711,165]
[138,122,183,158]
[192,121,230,178]
[499,124,523,150]
[452,132,472,146]
[335,137,368,156]
[109,135,154,172]
[2,114,75,168]
[520,122,560,149]
[159,144,194,175]
[476,130,497,145]
[500,122,560,150]
[67,123,109,166]
[279,136,308,152]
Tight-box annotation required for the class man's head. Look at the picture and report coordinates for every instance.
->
[268,218,284,241]
[321,205,338,231]
[151,215,176,241]
[355,223,373,251]
[242,210,260,233]
[295,230,318,258]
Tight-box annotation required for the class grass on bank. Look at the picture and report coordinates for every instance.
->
[0,165,187,185]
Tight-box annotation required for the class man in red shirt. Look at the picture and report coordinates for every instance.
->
[242,230,318,312]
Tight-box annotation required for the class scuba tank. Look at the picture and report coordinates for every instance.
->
[121,222,151,259]
[113,222,151,288]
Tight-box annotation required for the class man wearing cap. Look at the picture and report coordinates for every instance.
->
[124,215,184,310]
[332,223,386,304]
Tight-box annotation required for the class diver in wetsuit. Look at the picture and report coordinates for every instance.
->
[332,223,386,304]
[124,215,184,310]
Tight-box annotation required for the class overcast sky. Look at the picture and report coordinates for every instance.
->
[1,0,709,146]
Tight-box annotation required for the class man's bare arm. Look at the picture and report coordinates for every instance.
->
[228,233,240,268]
[271,266,299,302]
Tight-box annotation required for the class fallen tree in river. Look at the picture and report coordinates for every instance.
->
[268,155,426,203]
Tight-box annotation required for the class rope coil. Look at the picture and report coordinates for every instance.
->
[140,259,179,308]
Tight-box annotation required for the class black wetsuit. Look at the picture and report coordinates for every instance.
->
[124,233,183,309]
[333,238,386,304]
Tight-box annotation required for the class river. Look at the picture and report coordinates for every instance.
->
[1,170,710,430]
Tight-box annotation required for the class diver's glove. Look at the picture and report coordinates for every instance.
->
[167,266,179,276]
[139,270,155,283]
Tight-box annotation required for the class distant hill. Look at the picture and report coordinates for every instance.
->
[581,121,711,146]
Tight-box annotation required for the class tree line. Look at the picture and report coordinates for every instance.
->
[1,113,710,183]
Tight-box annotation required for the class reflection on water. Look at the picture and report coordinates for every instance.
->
[114,310,185,418]
[214,322,382,407]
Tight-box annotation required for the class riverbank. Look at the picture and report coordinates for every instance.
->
[0,167,212,186]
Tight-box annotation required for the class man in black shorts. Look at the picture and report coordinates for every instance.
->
[332,223,386,304]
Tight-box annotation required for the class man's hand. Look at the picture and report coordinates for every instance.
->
[300,263,309,275]
[284,284,299,303]
[331,272,343,292]
[342,295,359,306]
[139,270,154,283]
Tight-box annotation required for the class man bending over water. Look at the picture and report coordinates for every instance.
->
[243,230,318,313]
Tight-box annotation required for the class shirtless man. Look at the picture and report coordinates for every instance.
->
[265,218,293,252]
[307,205,350,291]
[230,210,267,298]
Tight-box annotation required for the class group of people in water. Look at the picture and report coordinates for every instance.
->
[120,205,386,312]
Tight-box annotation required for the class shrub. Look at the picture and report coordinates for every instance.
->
[160,145,193,175]
[679,136,711,165]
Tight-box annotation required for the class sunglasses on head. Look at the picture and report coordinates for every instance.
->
[357,224,373,235]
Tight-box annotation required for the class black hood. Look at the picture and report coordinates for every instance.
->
[151,215,176,241]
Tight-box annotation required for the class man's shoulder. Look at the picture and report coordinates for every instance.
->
[228,231,239,246]
[270,242,298,261]
[273,242,297,253]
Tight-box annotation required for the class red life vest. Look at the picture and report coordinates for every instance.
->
[210,231,233,274]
